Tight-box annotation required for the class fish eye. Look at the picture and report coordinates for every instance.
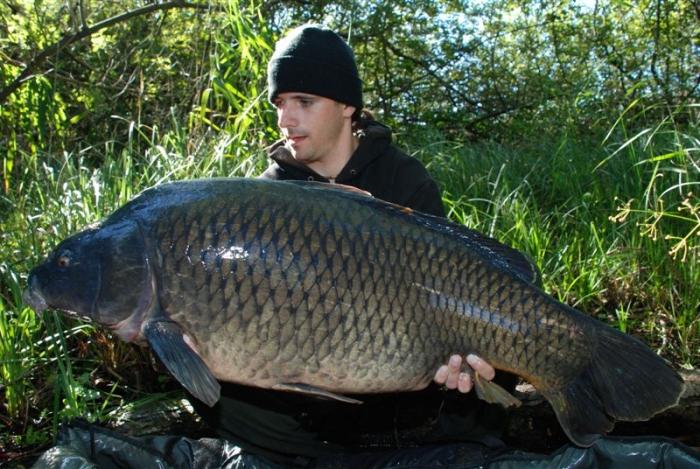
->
[57,251,72,267]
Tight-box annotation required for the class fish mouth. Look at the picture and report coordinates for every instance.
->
[22,285,49,314]
[22,288,95,323]
[22,278,94,323]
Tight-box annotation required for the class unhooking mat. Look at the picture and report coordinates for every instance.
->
[31,421,700,469]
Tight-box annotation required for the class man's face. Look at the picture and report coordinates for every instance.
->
[273,92,355,165]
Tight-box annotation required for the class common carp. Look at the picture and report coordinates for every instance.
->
[23,178,683,447]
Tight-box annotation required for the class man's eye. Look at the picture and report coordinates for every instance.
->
[300,99,313,107]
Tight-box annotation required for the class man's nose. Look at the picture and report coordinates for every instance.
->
[277,107,297,129]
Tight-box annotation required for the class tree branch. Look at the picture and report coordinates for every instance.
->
[0,0,214,104]
[380,37,479,108]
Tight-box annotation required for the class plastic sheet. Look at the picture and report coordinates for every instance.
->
[32,421,700,469]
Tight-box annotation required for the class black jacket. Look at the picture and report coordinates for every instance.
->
[260,120,445,217]
[192,121,514,465]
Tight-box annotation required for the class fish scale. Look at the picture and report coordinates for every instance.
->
[24,178,684,447]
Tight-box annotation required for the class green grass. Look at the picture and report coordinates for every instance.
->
[407,104,699,367]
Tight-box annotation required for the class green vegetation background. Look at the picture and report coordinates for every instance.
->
[1,0,698,456]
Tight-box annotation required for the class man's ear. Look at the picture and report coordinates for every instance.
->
[343,104,357,118]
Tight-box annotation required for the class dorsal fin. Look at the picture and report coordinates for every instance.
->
[445,223,542,287]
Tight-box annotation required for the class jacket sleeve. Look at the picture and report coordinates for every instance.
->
[394,154,446,218]
[406,178,446,218]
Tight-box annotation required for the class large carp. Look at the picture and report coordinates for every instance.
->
[24,178,683,447]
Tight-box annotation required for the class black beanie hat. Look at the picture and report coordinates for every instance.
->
[267,25,363,109]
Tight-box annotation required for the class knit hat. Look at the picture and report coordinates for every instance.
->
[267,25,363,109]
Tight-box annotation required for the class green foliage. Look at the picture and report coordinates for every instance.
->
[1,0,275,190]
[604,102,700,364]
[193,0,276,145]
[269,0,697,140]
[606,103,699,260]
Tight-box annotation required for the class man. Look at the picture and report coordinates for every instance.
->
[192,24,512,466]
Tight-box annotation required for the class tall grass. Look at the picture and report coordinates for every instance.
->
[407,103,699,368]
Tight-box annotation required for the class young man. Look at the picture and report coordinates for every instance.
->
[192,25,513,466]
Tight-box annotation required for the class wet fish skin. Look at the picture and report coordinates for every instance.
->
[151,180,590,392]
[24,178,684,447]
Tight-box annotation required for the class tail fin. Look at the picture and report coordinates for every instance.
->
[543,325,684,447]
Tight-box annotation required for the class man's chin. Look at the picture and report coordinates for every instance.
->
[290,151,313,164]
[285,144,302,159]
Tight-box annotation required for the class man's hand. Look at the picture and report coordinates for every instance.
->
[433,354,496,393]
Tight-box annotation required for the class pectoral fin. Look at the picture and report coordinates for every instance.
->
[273,383,363,404]
[473,372,522,408]
[144,320,221,407]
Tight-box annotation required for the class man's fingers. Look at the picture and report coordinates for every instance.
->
[434,356,466,390]
[466,354,496,381]
[434,365,449,384]
[457,372,472,393]
[434,354,494,394]
[445,367,460,389]
[448,354,462,373]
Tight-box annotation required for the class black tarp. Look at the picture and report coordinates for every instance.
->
[31,421,700,469]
